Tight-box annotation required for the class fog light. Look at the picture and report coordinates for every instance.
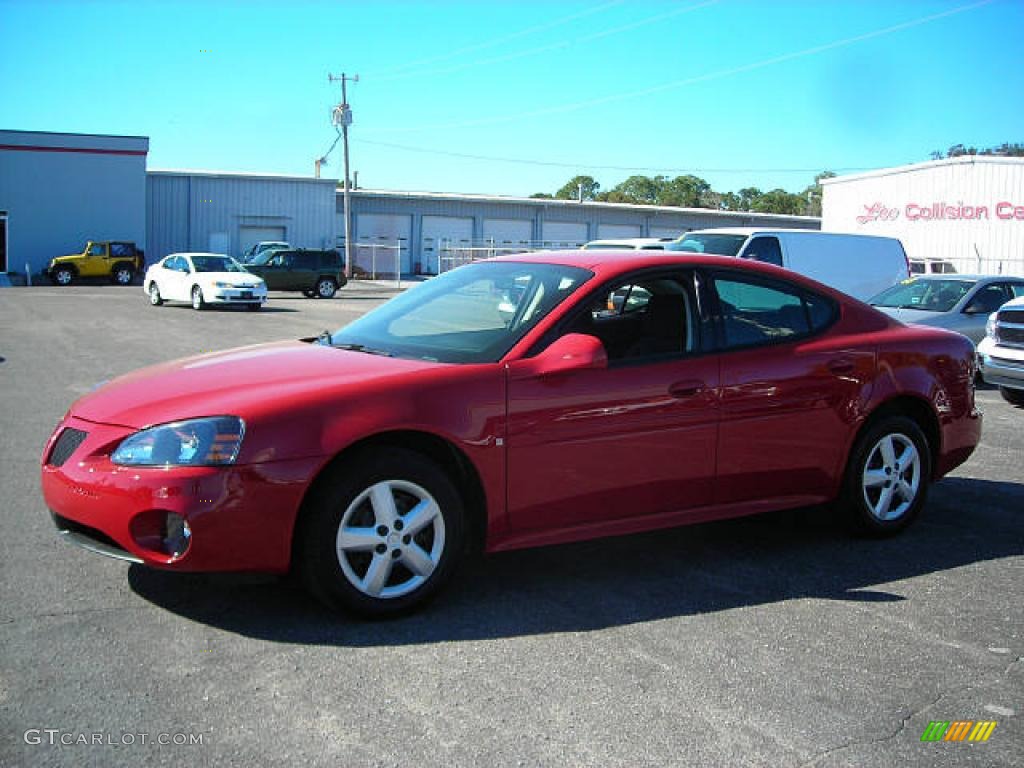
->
[164,513,192,558]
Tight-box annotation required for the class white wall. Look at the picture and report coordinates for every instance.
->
[822,157,1024,276]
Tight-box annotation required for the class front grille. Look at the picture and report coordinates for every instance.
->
[48,427,88,467]
[998,309,1024,324]
[998,326,1024,346]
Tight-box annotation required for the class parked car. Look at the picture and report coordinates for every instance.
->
[869,275,1024,345]
[240,241,290,264]
[978,294,1024,406]
[910,258,958,275]
[47,241,145,286]
[582,237,675,251]
[245,248,347,298]
[667,228,909,301]
[144,252,267,311]
[42,251,980,617]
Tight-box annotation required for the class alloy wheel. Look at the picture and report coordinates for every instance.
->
[861,432,921,521]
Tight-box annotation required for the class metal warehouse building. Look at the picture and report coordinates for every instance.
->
[0,130,148,276]
[146,170,338,261]
[345,189,819,276]
[821,156,1024,276]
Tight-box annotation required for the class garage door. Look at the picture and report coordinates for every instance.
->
[649,226,685,239]
[542,221,588,248]
[422,216,473,275]
[354,213,412,276]
[483,219,533,253]
[239,226,286,258]
[597,223,642,239]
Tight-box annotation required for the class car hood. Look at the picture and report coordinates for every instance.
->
[194,271,265,286]
[874,306,947,325]
[71,340,440,428]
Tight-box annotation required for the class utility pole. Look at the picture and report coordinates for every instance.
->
[329,72,358,280]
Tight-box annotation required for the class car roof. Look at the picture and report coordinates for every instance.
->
[489,248,846,293]
[902,274,1020,282]
[167,252,230,259]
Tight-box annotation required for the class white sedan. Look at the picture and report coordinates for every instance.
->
[144,252,267,311]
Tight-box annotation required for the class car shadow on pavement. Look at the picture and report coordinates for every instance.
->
[127,476,1024,645]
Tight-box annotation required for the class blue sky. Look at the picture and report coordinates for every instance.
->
[2,0,1022,197]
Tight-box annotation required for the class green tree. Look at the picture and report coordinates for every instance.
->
[737,187,763,211]
[801,171,836,217]
[555,175,601,201]
[751,189,806,216]
[606,175,665,204]
[658,175,711,208]
[530,192,554,199]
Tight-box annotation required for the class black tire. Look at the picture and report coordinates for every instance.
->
[52,267,74,286]
[246,302,261,312]
[297,448,465,617]
[840,416,931,536]
[999,386,1024,407]
[315,277,337,299]
[191,285,206,311]
[302,289,316,298]
[148,282,163,306]
[111,264,135,285]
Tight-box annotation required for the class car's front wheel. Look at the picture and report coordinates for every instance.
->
[999,386,1024,407]
[315,278,337,299]
[191,285,206,311]
[148,282,163,306]
[298,448,465,617]
[52,267,74,286]
[842,416,931,536]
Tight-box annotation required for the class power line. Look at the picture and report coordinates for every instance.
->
[367,0,996,134]
[376,0,719,82]
[353,137,868,175]
[366,0,626,79]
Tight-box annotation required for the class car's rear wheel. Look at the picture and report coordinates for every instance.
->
[112,265,135,285]
[52,267,74,286]
[315,278,337,299]
[842,416,930,536]
[298,448,465,617]
[191,285,206,311]
[148,282,163,306]
[999,386,1024,407]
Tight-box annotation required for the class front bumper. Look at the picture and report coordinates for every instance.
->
[206,287,267,304]
[978,337,1024,391]
[41,415,321,572]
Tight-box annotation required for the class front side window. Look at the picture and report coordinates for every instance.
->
[88,243,105,256]
[190,255,246,273]
[712,274,833,349]
[331,261,591,363]
[742,237,783,267]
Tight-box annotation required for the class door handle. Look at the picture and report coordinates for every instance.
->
[669,380,706,399]
[827,358,856,376]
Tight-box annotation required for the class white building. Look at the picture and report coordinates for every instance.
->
[821,156,1024,276]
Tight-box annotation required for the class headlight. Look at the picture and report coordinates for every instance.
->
[214,281,230,288]
[985,312,997,340]
[111,416,245,466]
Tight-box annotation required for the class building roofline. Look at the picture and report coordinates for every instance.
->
[822,154,1024,186]
[0,128,150,141]
[348,187,819,222]
[148,168,339,184]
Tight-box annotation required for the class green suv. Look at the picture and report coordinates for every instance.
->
[246,249,348,298]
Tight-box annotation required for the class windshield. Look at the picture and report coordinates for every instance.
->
[330,261,592,363]
[191,256,247,273]
[667,233,748,256]
[869,278,974,312]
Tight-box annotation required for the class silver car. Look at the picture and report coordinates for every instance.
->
[870,275,1024,345]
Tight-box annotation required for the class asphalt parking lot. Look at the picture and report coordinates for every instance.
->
[1,284,1021,767]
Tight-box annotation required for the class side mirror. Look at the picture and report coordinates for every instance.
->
[509,333,607,380]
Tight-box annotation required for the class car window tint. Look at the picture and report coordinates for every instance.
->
[295,253,317,269]
[714,276,812,348]
[1011,284,1024,299]
[970,285,1012,314]
[743,237,783,267]
[804,293,836,331]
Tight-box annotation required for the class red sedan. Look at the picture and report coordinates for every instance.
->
[41,252,981,616]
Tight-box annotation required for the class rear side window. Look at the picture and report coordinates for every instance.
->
[294,253,317,269]
[712,273,835,349]
[742,236,783,267]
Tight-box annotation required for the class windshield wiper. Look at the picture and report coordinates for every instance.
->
[333,342,394,357]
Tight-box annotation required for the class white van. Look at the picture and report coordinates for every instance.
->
[667,228,909,301]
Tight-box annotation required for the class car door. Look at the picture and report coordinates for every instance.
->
[79,243,108,277]
[166,256,191,301]
[506,269,720,536]
[709,270,874,507]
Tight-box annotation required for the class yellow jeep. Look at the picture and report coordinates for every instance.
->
[47,241,145,286]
